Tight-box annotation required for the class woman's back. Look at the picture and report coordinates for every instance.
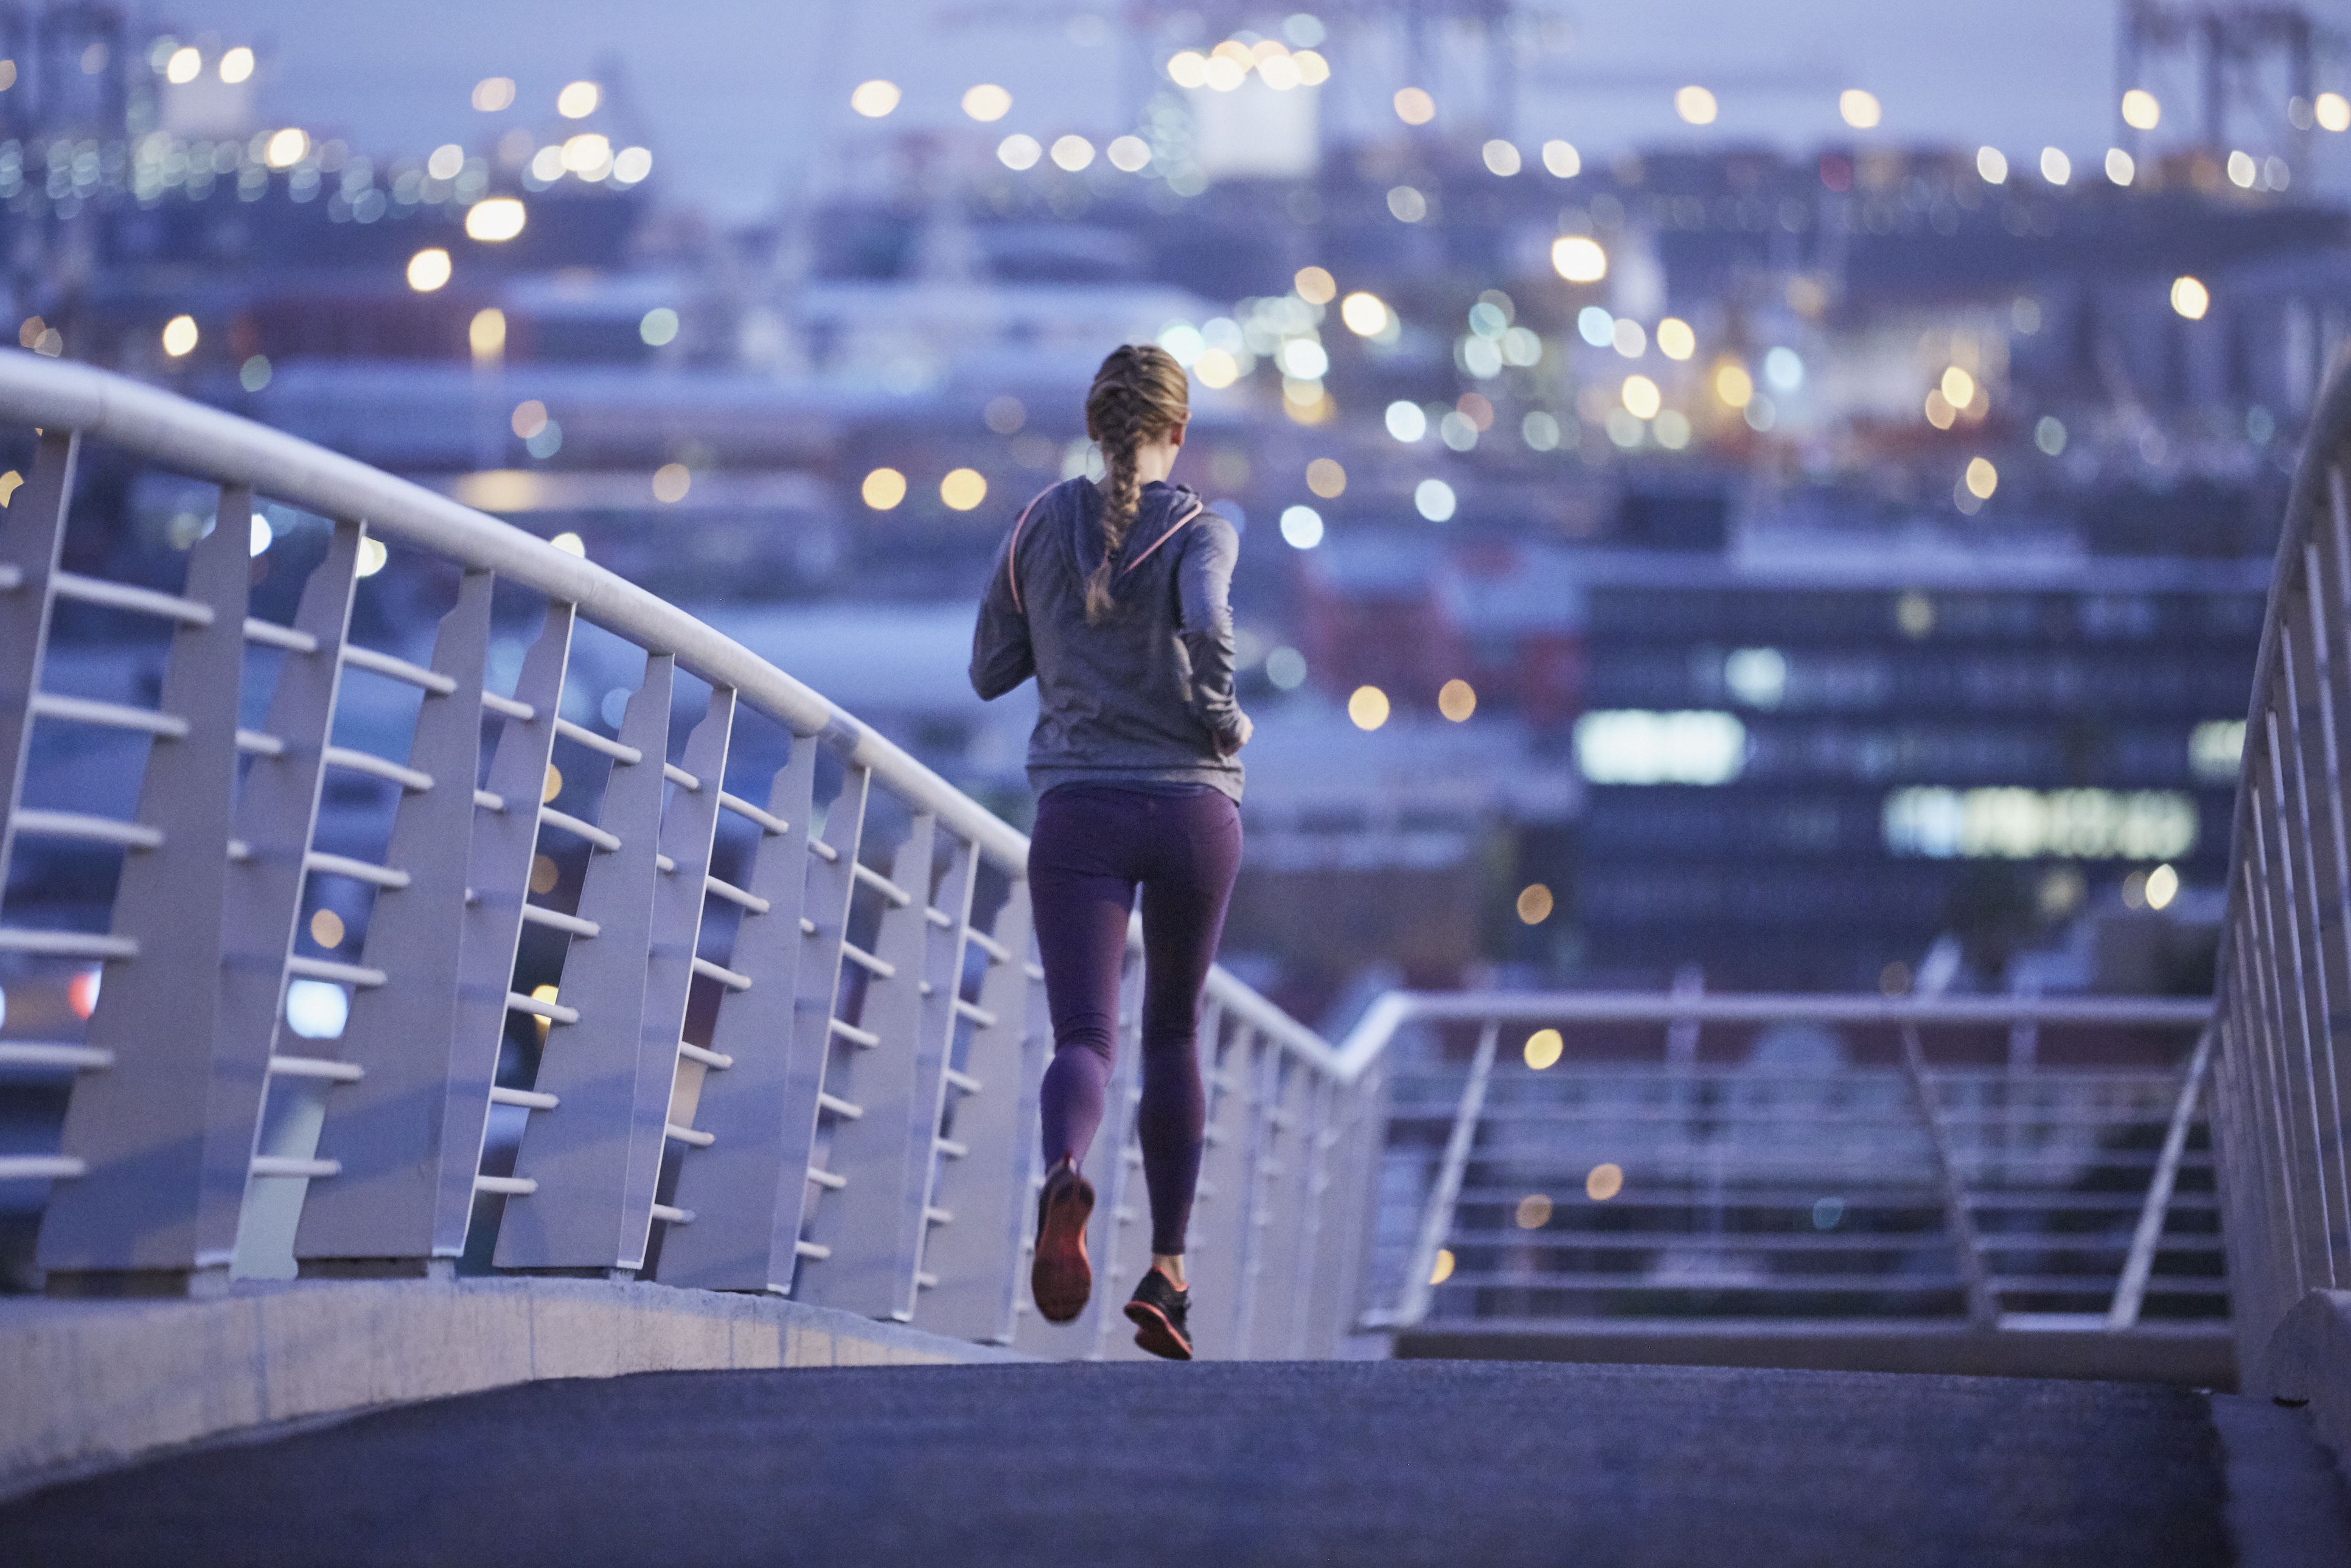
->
[970,474,1245,800]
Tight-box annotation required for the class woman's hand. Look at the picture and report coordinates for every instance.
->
[1216,712,1253,757]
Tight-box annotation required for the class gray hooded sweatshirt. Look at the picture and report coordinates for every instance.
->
[969,476,1246,801]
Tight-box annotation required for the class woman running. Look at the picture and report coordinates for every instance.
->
[969,343,1251,1360]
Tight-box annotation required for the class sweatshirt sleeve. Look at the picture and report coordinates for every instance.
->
[1176,513,1247,742]
[969,521,1035,700]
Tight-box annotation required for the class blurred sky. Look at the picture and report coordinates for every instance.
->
[165,2,2318,218]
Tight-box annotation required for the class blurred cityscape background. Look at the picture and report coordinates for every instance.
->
[4,0,2342,1044]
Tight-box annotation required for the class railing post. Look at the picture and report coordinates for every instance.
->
[210,519,360,1278]
[910,877,1036,1342]
[2109,1028,2217,1329]
[1896,1022,1999,1329]
[2258,695,2341,1288]
[1306,1063,1388,1355]
[619,685,734,1272]
[0,429,75,899]
[35,473,245,1285]
[296,569,492,1272]
[1244,1055,1317,1358]
[431,602,573,1260]
[1084,953,1146,1358]
[804,810,939,1317]
[1394,1022,1497,1329]
[1277,1075,1336,1357]
[653,734,820,1291]
[1185,1015,1255,1357]
[900,840,981,1319]
[495,654,674,1272]
[768,763,871,1293]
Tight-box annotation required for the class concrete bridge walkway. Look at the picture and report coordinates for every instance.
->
[6,1359,2349,1566]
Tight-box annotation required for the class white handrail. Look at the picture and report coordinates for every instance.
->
[0,351,1339,1078]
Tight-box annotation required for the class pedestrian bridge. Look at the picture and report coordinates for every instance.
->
[1,352,2349,1562]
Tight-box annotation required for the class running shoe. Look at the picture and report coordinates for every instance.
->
[1124,1266,1193,1361]
[1029,1157,1095,1323]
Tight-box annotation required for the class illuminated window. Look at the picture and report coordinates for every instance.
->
[2190,720,2245,784]
[1574,711,1747,786]
[1882,787,2198,861]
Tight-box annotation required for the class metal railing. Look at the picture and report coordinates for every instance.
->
[1338,991,2222,1352]
[0,354,1381,1361]
[2212,350,2351,1387]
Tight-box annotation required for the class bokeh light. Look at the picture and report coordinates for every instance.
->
[1348,685,1390,730]
[1523,1028,1562,1069]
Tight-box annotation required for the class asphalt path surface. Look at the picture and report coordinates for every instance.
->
[8,1359,2348,1566]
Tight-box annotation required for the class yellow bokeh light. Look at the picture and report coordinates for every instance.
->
[1168,50,1208,89]
[265,127,308,168]
[1516,1193,1554,1228]
[1674,85,1718,125]
[1348,685,1390,731]
[1924,389,1956,430]
[1429,1247,1455,1286]
[653,463,691,503]
[962,83,1012,122]
[1550,235,1606,284]
[355,537,388,578]
[2319,92,2351,134]
[543,764,563,803]
[1656,318,1696,361]
[2121,88,2161,131]
[1438,678,1476,722]
[1306,457,1347,498]
[862,467,907,510]
[557,80,599,119]
[1839,89,1881,129]
[1940,366,1976,407]
[406,247,451,292]
[1586,1163,1625,1201]
[161,314,198,357]
[1620,375,1662,420]
[1517,883,1555,924]
[1294,49,1330,86]
[165,46,201,85]
[563,133,613,178]
[941,467,988,510]
[1965,456,1999,500]
[2146,863,2181,910]
[1714,362,1754,408]
[849,79,901,117]
[470,307,507,360]
[1393,86,1435,125]
[309,908,346,949]
[549,531,585,558]
[529,854,560,894]
[1523,1028,1563,1070]
[466,197,527,242]
[219,46,254,85]
[1294,265,1337,305]
[2171,276,2209,320]
[1194,347,1240,389]
[1339,291,1388,336]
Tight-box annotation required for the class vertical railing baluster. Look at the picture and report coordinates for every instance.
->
[296,570,492,1270]
[2300,524,2351,1281]
[495,654,673,1272]
[1229,1036,1290,1356]
[1082,952,1146,1358]
[771,763,871,1292]
[1897,1023,1997,1329]
[2236,919,2306,1311]
[655,735,820,1291]
[0,429,75,897]
[804,810,946,1319]
[432,601,573,1260]
[211,520,360,1276]
[1244,1052,1315,1357]
[618,685,733,1273]
[1281,1076,1337,1358]
[36,476,245,1285]
[910,877,1034,1342]
[2246,772,2324,1291]
[902,838,980,1314]
[2262,689,2340,1286]
[1186,1015,1255,1357]
[1308,1065,1388,1356]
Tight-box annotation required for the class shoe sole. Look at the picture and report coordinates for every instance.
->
[1030,1177,1095,1324]
[1124,1298,1193,1361]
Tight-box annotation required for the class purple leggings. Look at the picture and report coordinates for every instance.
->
[1029,783,1242,1256]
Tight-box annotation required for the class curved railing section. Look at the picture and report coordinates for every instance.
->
[0,353,1380,1362]
[2213,347,2351,1389]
